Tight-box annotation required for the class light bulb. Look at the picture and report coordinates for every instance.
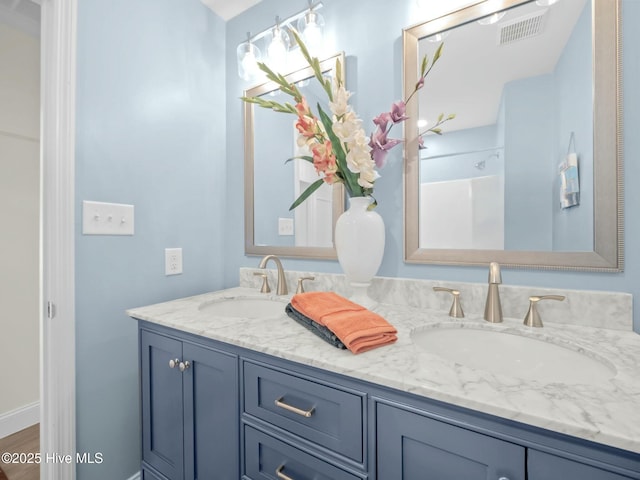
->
[236,41,262,81]
[477,11,506,25]
[241,52,258,79]
[298,10,325,53]
[536,0,559,5]
[267,25,290,72]
[426,31,449,42]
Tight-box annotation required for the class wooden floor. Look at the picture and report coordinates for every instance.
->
[0,424,39,480]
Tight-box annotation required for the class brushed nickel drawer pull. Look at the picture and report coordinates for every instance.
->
[276,464,295,480]
[275,397,315,418]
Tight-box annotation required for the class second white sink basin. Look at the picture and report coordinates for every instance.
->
[198,296,286,319]
[411,326,616,386]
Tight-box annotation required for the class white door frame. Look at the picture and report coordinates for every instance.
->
[40,0,77,479]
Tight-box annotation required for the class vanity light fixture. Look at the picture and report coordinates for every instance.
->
[426,30,449,42]
[236,33,263,81]
[297,0,325,53]
[477,11,507,25]
[235,2,325,80]
[266,16,290,72]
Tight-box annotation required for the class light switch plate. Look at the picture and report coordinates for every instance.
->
[82,201,134,235]
[278,217,294,236]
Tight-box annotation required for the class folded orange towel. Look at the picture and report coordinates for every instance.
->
[291,292,397,354]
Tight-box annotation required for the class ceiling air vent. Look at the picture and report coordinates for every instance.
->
[498,9,548,45]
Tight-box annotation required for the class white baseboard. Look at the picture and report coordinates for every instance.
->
[0,402,40,439]
[125,472,141,480]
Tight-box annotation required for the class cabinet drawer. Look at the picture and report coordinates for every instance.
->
[243,361,364,462]
[244,425,361,480]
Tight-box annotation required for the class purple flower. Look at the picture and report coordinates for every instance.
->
[370,127,402,168]
[390,101,408,123]
[373,112,391,132]
[415,77,425,90]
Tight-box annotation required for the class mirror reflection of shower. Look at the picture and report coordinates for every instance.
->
[419,146,504,250]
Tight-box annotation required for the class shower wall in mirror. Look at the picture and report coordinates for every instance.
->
[244,53,345,259]
[403,0,623,271]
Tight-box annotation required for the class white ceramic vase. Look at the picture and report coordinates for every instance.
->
[334,196,385,307]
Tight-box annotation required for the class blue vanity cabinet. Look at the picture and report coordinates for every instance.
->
[528,450,637,480]
[376,401,525,480]
[137,321,640,480]
[140,328,238,480]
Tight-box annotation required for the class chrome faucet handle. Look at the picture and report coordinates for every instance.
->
[484,262,503,323]
[433,287,465,318]
[253,271,271,293]
[523,295,565,328]
[296,276,315,294]
[488,261,502,284]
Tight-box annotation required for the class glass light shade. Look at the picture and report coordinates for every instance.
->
[236,41,262,81]
[426,30,449,42]
[477,11,506,25]
[536,0,559,5]
[297,10,325,53]
[266,25,290,73]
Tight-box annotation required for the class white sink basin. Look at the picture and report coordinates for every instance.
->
[411,326,616,386]
[198,296,286,319]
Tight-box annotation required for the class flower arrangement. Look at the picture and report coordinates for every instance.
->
[242,30,454,210]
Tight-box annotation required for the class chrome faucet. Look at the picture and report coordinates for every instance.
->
[258,255,288,295]
[484,262,503,323]
[523,295,565,328]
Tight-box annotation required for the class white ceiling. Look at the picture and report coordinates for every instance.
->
[418,0,588,132]
[200,0,262,21]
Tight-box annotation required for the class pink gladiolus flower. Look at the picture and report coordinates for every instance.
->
[373,111,391,132]
[295,98,311,117]
[296,114,317,140]
[369,127,402,168]
[390,101,408,123]
[312,140,338,183]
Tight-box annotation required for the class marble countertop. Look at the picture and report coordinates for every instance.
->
[127,286,640,454]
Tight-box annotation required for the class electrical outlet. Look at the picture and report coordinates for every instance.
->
[165,248,183,275]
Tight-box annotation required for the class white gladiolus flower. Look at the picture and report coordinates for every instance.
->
[332,111,363,143]
[329,84,352,117]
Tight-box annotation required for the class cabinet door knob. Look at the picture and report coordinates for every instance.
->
[168,358,180,369]
[275,397,315,418]
[276,465,295,480]
[179,360,191,372]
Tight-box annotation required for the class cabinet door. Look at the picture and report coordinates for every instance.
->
[376,403,524,480]
[141,331,185,480]
[528,450,637,480]
[183,342,238,480]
